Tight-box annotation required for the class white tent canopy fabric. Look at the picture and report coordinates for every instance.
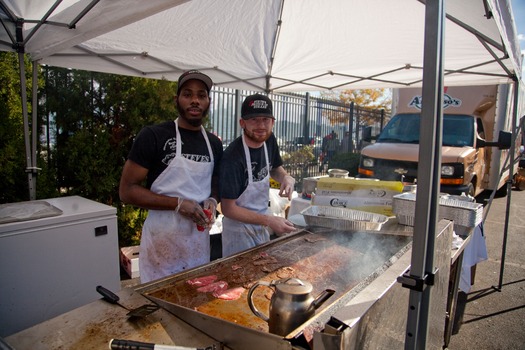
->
[1,1,523,347]
[1,0,522,92]
[0,0,188,60]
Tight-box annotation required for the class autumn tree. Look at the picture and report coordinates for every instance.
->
[320,88,391,126]
[334,88,391,110]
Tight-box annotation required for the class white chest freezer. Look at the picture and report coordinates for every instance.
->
[0,196,120,337]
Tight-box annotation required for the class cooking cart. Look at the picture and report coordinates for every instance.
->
[6,218,468,350]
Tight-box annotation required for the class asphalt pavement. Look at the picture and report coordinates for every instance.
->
[447,187,525,350]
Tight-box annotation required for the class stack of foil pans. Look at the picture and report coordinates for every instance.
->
[392,192,483,227]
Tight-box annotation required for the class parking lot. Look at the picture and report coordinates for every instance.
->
[447,188,525,349]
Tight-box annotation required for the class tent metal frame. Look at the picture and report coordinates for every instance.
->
[1,1,523,349]
[402,1,445,347]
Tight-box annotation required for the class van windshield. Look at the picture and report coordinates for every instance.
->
[376,113,474,147]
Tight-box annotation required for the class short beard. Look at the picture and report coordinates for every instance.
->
[243,129,270,143]
[185,117,203,127]
[176,102,210,127]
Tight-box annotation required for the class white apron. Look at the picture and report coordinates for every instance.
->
[222,135,271,257]
[139,119,214,283]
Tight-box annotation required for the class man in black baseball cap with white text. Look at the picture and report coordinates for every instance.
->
[220,93,296,257]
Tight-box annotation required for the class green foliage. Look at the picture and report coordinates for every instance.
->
[35,155,60,199]
[2,60,181,246]
[117,205,147,247]
[281,146,319,186]
[328,152,361,177]
[0,52,40,202]
[42,68,180,246]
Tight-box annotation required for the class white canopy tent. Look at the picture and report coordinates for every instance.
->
[0,0,522,196]
[1,0,523,348]
[1,0,520,92]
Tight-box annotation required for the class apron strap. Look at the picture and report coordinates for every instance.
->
[174,119,214,162]
[242,134,269,184]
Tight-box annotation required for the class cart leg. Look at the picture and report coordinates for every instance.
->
[444,251,464,348]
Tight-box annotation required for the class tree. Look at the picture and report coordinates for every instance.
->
[334,89,391,111]
[320,88,392,126]
[0,52,49,202]
[42,67,179,246]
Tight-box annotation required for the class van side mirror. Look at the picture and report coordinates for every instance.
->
[497,130,512,149]
[476,130,512,150]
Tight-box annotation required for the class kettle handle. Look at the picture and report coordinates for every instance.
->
[247,280,272,322]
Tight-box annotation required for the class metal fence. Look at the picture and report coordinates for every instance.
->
[208,87,388,188]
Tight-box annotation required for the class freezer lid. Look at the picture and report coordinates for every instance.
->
[0,200,63,224]
[0,196,116,233]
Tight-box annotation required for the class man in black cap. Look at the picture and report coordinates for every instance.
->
[220,93,296,257]
[119,70,223,283]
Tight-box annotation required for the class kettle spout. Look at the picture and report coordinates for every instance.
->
[312,289,335,310]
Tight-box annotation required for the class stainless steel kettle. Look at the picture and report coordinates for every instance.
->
[247,277,335,336]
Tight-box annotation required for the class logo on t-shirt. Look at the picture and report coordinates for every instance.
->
[162,137,210,165]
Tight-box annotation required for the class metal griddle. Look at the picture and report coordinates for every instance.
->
[138,227,412,350]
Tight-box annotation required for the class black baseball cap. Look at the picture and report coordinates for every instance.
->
[177,70,213,94]
[241,94,275,120]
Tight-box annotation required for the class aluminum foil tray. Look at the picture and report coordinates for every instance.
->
[392,193,483,227]
[300,205,389,231]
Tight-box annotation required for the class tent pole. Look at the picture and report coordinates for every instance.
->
[234,89,241,137]
[495,79,520,291]
[18,52,35,200]
[402,0,444,348]
[304,93,310,142]
[348,102,354,153]
[31,60,39,199]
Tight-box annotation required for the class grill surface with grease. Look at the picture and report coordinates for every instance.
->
[140,228,411,341]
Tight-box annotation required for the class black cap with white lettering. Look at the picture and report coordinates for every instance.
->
[241,94,275,120]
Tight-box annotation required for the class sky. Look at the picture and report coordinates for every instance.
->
[511,0,525,79]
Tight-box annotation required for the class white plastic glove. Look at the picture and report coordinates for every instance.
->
[175,197,216,230]
[175,198,202,219]
[279,175,295,200]
[202,197,218,225]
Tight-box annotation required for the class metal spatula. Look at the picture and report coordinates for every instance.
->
[96,285,159,317]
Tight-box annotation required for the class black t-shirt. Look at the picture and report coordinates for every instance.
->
[127,120,223,189]
[220,133,283,199]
